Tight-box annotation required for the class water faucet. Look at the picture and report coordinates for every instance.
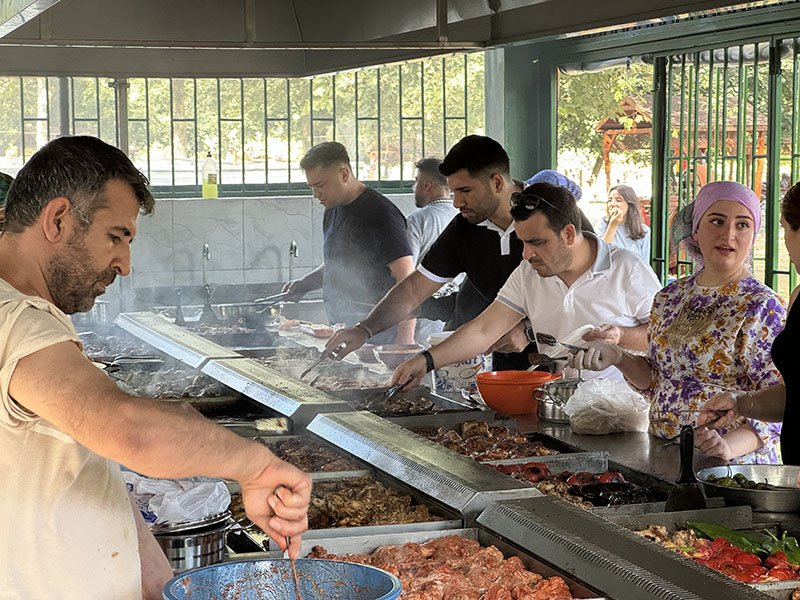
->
[288,240,299,281]
[202,243,210,285]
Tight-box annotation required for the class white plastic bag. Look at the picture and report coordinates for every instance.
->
[123,470,231,525]
[563,378,649,435]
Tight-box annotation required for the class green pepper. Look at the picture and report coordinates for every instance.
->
[763,531,800,566]
[688,522,765,555]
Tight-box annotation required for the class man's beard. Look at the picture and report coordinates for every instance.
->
[46,232,116,314]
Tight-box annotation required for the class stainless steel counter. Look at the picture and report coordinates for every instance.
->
[516,418,727,485]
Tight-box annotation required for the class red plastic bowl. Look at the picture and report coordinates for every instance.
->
[476,370,561,415]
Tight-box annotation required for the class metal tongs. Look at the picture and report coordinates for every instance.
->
[253,291,291,312]
[535,332,588,353]
[299,355,329,380]
[383,377,414,400]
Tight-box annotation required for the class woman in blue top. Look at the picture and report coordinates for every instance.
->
[596,184,651,263]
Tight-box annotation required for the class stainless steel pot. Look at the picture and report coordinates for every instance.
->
[152,511,231,573]
[535,378,581,423]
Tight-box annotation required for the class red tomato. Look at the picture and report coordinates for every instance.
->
[711,537,735,554]
[766,568,798,581]
[733,551,763,566]
[729,565,767,583]
[766,552,791,569]
[718,548,744,563]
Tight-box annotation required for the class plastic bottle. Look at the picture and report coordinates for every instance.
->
[201,152,218,198]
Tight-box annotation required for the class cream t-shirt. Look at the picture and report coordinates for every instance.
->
[0,278,141,599]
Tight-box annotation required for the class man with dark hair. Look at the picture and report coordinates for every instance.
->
[0,136,311,599]
[324,135,534,367]
[390,181,662,387]
[406,157,457,342]
[284,141,416,344]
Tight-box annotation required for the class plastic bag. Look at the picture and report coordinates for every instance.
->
[563,378,649,435]
[123,470,231,525]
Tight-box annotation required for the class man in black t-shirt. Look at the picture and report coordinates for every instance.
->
[282,142,415,345]
[323,135,535,368]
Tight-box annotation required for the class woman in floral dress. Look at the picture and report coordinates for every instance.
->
[572,181,785,464]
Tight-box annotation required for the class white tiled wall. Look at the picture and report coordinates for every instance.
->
[105,193,418,312]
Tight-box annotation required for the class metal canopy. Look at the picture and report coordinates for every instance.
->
[0,0,755,77]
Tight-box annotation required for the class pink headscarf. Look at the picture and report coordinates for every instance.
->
[671,181,761,264]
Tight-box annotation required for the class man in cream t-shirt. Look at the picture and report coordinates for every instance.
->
[0,136,312,599]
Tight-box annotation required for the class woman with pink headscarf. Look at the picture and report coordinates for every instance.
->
[572,181,785,463]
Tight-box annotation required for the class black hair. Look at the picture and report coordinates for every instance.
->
[4,136,153,233]
[300,141,352,171]
[439,135,510,180]
[782,180,800,231]
[414,157,447,187]
[511,182,582,234]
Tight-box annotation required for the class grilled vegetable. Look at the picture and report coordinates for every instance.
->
[688,522,765,555]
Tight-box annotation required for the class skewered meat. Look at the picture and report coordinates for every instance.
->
[261,438,361,472]
[308,476,444,528]
[418,421,559,461]
[308,535,575,599]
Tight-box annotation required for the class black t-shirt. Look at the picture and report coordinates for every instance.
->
[322,187,411,327]
[420,215,524,328]
[773,301,799,464]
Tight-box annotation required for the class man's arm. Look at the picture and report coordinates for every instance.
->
[391,301,524,388]
[324,270,442,358]
[10,343,312,557]
[387,255,417,344]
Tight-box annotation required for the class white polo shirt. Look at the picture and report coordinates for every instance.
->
[496,235,662,380]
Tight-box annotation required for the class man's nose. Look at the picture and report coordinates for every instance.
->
[113,245,131,277]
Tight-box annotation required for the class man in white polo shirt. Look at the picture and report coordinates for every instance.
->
[390,181,662,386]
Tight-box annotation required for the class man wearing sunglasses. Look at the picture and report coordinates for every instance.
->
[390,181,662,386]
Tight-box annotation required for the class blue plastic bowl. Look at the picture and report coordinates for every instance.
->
[163,558,402,600]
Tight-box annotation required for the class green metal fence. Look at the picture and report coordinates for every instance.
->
[0,53,485,197]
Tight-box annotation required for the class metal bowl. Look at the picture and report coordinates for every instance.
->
[696,464,800,512]
[163,558,402,599]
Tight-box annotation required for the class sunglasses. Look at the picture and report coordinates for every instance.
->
[510,192,570,218]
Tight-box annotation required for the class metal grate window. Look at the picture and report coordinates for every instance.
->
[0,52,485,197]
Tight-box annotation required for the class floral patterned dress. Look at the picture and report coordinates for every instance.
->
[643,275,785,464]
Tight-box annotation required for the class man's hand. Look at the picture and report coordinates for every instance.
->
[281,278,311,302]
[488,321,529,353]
[390,354,428,390]
[583,324,622,345]
[567,341,623,371]
[239,455,312,560]
[693,427,734,461]
[697,392,739,430]
[323,326,369,360]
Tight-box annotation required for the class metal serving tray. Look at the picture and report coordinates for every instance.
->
[480,497,770,600]
[114,311,240,368]
[229,528,606,599]
[253,434,373,481]
[256,471,462,548]
[308,411,541,522]
[201,358,353,429]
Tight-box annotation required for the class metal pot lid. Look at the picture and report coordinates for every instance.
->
[150,510,232,534]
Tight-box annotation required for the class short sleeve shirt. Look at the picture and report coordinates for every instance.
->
[322,187,412,326]
[419,215,523,328]
[0,278,141,599]
[496,235,662,380]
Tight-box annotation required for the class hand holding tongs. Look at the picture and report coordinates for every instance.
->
[535,332,588,353]
[253,291,291,312]
[383,377,414,400]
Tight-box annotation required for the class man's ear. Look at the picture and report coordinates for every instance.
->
[40,197,73,242]
[562,223,578,245]
[339,165,351,184]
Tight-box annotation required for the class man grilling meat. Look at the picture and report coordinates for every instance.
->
[0,136,311,600]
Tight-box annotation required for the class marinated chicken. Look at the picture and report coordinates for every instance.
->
[308,535,575,599]
[308,476,444,528]
[261,437,361,472]
[419,421,559,461]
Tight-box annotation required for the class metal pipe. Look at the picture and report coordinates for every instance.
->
[289,240,298,281]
